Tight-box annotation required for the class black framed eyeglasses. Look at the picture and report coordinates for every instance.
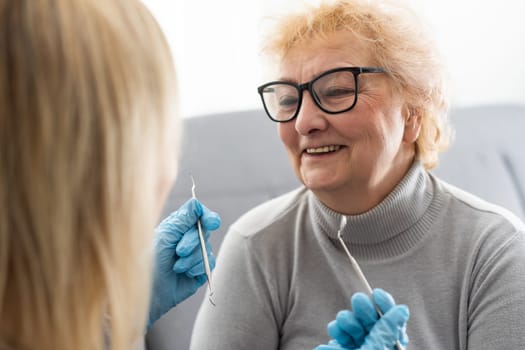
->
[257,66,385,122]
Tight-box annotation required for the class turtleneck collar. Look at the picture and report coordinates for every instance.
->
[310,161,442,259]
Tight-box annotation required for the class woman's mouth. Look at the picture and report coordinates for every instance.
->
[305,145,342,154]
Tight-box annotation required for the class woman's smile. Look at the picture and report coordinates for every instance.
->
[304,144,343,154]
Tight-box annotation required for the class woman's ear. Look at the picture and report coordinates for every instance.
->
[403,104,422,143]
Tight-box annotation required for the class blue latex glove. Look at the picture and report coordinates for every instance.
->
[148,198,221,329]
[315,289,409,350]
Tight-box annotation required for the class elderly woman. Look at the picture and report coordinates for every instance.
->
[190,0,525,349]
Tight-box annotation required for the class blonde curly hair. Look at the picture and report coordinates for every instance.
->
[263,0,452,169]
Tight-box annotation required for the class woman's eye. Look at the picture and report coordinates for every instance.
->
[279,96,299,108]
[323,87,355,98]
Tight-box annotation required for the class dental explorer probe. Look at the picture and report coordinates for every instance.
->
[337,215,403,350]
[191,176,216,306]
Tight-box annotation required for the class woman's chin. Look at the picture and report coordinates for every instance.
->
[300,169,342,192]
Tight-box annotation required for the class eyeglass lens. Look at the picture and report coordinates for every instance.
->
[260,69,357,122]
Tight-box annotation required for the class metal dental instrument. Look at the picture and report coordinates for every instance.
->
[337,215,403,350]
[191,176,216,306]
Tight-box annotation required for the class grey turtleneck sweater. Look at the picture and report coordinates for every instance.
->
[190,162,525,349]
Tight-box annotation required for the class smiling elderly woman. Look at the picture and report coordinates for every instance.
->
[190,0,525,349]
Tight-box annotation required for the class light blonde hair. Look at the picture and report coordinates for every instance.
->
[262,0,452,169]
[0,0,179,349]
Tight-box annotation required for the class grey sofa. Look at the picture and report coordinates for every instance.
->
[146,105,525,350]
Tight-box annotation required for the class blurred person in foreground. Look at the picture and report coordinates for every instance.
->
[190,0,525,349]
[0,1,220,349]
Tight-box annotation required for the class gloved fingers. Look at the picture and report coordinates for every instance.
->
[327,320,351,347]
[155,220,184,246]
[185,250,216,278]
[399,323,409,347]
[364,304,410,348]
[200,203,221,231]
[351,292,379,333]
[313,345,343,350]
[170,201,220,257]
[164,198,207,234]
[327,339,341,346]
[372,288,396,315]
[313,340,345,350]
[155,199,203,246]
[175,226,211,257]
[173,241,214,273]
[195,274,207,285]
[153,233,178,258]
[331,310,365,347]
[373,289,410,347]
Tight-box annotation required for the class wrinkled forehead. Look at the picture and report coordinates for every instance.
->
[277,31,375,81]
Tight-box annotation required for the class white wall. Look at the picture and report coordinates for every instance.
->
[143,0,525,118]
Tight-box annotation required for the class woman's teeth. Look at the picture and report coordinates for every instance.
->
[306,145,341,154]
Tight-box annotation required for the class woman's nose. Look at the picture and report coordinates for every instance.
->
[294,91,328,135]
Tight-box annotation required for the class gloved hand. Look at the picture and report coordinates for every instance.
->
[314,289,409,350]
[148,198,221,329]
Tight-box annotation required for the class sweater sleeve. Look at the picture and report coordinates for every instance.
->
[467,230,525,348]
[190,226,281,350]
